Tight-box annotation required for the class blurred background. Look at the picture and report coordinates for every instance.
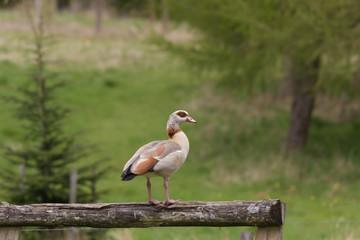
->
[0,0,359,239]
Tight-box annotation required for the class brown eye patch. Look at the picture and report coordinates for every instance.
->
[176,111,188,118]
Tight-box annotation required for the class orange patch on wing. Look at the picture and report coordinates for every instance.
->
[133,144,165,175]
[133,157,159,175]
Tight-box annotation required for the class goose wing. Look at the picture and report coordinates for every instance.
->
[122,140,181,179]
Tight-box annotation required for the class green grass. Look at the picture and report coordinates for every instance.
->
[0,10,360,240]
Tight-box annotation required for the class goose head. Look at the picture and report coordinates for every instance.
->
[169,110,197,125]
[167,110,196,138]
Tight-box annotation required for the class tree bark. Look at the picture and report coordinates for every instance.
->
[284,56,321,152]
[278,58,294,98]
[162,0,169,33]
[0,200,284,228]
[34,0,42,29]
[94,0,104,35]
[70,0,81,12]
[353,63,360,91]
[149,0,156,29]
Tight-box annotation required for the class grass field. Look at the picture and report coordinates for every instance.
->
[0,10,360,239]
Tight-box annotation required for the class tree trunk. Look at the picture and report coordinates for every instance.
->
[284,56,321,152]
[70,0,81,12]
[94,0,104,35]
[278,58,294,98]
[149,0,156,29]
[34,0,42,29]
[353,63,360,91]
[162,0,169,33]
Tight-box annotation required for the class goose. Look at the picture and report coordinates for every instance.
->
[121,110,197,205]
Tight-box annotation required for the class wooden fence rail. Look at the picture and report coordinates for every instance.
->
[0,199,286,240]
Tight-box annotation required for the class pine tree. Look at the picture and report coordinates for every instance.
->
[0,8,107,205]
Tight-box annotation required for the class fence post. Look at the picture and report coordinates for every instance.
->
[18,164,25,193]
[0,227,21,240]
[240,231,253,240]
[69,168,78,204]
[67,168,78,240]
[255,202,286,240]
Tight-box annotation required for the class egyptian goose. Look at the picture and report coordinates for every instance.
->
[121,110,197,205]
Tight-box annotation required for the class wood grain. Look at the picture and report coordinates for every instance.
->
[0,199,284,228]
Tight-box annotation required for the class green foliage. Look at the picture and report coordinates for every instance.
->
[0,0,21,8]
[0,20,107,205]
[0,11,359,239]
[108,0,151,17]
[0,52,359,240]
[166,0,360,97]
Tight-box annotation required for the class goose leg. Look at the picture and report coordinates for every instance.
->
[162,178,179,205]
[147,178,160,205]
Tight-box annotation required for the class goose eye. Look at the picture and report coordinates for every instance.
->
[176,111,188,118]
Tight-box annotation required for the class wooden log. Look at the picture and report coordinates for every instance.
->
[255,202,286,240]
[0,200,284,228]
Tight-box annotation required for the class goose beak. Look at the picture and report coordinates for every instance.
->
[186,116,197,123]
